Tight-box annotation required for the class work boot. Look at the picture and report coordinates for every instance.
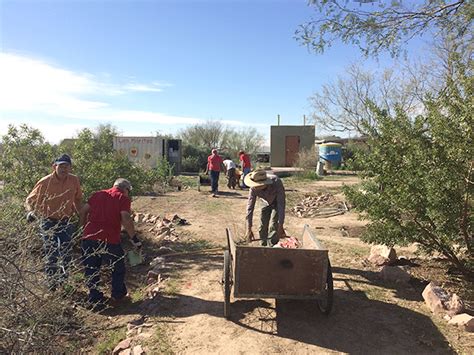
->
[85,298,107,312]
[109,294,131,308]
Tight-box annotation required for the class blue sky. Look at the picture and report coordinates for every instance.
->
[0,0,426,144]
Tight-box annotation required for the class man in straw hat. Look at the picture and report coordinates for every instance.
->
[244,170,286,246]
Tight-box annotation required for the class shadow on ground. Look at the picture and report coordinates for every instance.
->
[333,266,428,302]
[113,253,453,354]
[132,288,453,354]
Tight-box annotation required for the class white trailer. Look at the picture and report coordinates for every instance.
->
[113,136,164,168]
[113,136,182,173]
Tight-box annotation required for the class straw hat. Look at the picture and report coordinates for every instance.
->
[244,170,273,188]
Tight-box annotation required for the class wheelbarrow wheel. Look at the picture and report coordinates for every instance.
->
[222,250,232,319]
[317,260,333,315]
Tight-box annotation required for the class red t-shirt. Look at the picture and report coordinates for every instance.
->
[82,187,131,244]
[208,154,223,172]
[240,153,251,169]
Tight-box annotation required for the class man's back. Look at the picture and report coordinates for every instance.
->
[240,153,251,169]
[83,187,130,244]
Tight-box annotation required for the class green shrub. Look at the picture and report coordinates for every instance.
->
[344,63,473,277]
[0,124,55,198]
[181,144,209,172]
[181,155,201,172]
[344,141,370,171]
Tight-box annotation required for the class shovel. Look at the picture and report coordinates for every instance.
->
[127,249,144,267]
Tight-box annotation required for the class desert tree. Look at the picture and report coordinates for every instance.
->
[222,127,265,157]
[0,124,55,197]
[308,63,421,135]
[179,120,264,170]
[343,59,473,277]
[178,120,231,149]
[299,1,473,277]
[296,0,472,58]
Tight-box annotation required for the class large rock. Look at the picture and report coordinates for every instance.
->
[448,313,474,332]
[380,265,411,283]
[368,245,397,266]
[113,338,132,354]
[422,282,450,314]
[131,345,144,355]
[446,293,465,316]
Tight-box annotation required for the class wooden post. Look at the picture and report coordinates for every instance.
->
[303,115,306,125]
[277,114,280,126]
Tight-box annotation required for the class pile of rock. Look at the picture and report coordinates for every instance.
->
[113,337,144,355]
[292,193,347,218]
[367,245,412,283]
[367,244,473,333]
[133,213,189,242]
[422,282,473,332]
[112,318,156,354]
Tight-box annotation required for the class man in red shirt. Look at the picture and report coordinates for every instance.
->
[205,148,224,197]
[239,150,252,188]
[79,178,141,309]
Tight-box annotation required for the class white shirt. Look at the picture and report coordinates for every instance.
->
[223,159,236,170]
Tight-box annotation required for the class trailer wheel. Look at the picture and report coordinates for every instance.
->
[222,250,232,319]
[317,260,333,315]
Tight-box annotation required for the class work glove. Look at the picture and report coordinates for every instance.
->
[26,211,37,223]
[131,234,142,249]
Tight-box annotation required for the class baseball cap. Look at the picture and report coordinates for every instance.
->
[54,154,72,165]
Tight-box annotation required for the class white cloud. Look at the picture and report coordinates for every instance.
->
[0,52,268,143]
[0,53,104,112]
[123,83,163,92]
[0,52,172,112]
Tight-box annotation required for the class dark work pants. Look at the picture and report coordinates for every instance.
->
[226,168,237,189]
[81,239,127,303]
[210,170,220,193]
[40,219,75,289]
[259,202,280,247]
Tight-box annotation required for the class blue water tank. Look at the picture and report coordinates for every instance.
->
[318,143,342,164]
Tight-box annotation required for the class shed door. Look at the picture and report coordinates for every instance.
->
[285,135,300,166]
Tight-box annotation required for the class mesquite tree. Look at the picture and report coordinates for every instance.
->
[343,61,473,277]
[297,0,471,57]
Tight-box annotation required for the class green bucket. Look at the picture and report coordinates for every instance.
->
[127,250,144,267]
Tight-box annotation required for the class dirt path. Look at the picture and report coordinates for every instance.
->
[104,176,471,354]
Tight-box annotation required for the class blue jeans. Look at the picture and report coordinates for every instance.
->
[210,170,220,193]
[81,239,127,303]
[242,167,251,187]
[40,219,75,289]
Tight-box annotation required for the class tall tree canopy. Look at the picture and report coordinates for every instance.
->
[178,120,264,155]
[309,63,421,135]
[297,0,472,57]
